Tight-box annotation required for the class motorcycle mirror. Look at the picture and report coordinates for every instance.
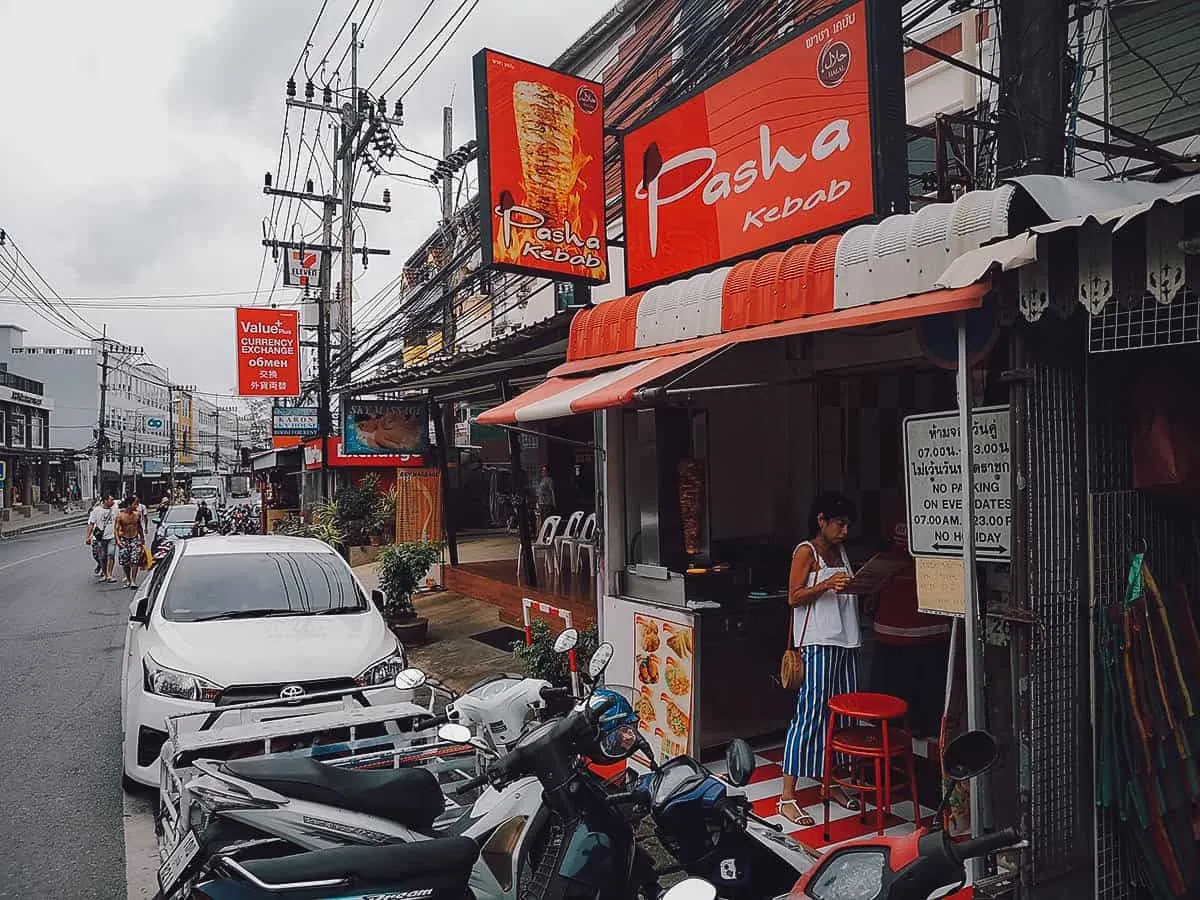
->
[724,738,756,787]
[553,628,579,653]
[393,668,428,690]
[437,723,472,745]
[943,730,998,781]
[588,643,614,679]
[660,878,717,900]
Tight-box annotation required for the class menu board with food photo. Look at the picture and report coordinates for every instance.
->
[634,613,694,758]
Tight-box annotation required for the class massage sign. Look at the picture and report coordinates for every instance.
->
[235,307,300,397]
[473,49,608,283]
[621,0,906,290]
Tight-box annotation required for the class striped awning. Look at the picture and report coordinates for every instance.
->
[475,346,720,425]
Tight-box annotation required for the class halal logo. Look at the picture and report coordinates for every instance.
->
[576,84,599,114]
[817,40,851,88]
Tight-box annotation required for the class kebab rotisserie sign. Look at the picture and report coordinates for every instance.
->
[621,0,905,291]
[473,49,608,284]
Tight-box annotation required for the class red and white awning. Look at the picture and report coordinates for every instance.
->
[476,346,719,425]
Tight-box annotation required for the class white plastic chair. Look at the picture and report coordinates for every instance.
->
[553,510,585,577]
[574,513,599,580]
[518,514,561,585]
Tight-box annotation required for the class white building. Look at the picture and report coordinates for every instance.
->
[0,324,184,498]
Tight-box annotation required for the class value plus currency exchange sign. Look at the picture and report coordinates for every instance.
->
[235,307,300,397]
[903,405,1011,561]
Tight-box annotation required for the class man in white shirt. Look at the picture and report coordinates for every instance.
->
[84,495,117,582]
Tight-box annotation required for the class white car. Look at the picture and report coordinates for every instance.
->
[120,535,407,787]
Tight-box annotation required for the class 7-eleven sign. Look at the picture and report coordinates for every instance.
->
[283,249,322,287]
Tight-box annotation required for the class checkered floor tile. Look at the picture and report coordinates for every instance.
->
[707,743,937,852]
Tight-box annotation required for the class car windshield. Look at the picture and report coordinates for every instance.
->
[161,551,368,622]
[192,488,219,498]
[163,505,199,523]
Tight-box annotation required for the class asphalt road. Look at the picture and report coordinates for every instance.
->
[0,524,150,898]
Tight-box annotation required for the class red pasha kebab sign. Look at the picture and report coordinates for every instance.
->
[473,49,608,284]
[621,0,905,291]
[235,307,300,397]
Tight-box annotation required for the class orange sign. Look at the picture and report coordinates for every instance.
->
[621,0,905,291]
[235,307,300,397]
[474,49,608,284]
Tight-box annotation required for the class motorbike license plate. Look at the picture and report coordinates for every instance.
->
[158,828,200,892]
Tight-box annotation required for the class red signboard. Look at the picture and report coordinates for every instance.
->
[474,49,608,284]
[621,0,905,291]
[303,437,426,469]
[236,307,300,397]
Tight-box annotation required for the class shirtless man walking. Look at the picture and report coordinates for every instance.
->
[115,498,146,589]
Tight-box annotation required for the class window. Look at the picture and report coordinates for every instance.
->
[161,552,368,622]
[9,411,26,448]
[30,415,43,449]
[674,0,729,93]
[1109,0,1200,144]
[0,409,5,446]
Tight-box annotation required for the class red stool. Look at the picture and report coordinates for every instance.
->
[822,691,922,841]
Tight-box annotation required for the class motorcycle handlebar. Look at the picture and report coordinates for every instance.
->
[456,772,490,793]
[956,828,1020,862]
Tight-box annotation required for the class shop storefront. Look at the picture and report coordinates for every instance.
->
[251,447,302,533]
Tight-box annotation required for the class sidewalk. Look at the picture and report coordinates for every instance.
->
[0,505,91,538]
[354,562,517,693]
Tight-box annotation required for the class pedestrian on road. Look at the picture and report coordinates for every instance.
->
[115,498,145,590]
[194,499,213,536]
[85,495,117,582]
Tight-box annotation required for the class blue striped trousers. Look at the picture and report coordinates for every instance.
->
[782,644,859,780]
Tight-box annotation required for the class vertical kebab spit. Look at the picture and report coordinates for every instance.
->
[677,458,705,563]
[512,81,575,226]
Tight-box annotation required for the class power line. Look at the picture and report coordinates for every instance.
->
[290,0,331,79]
[397,0,480,98]
[364,0,440,91]
[377,0,474,98]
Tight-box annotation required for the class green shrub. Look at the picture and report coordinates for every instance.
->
[376,541,441,618]
[511,620,599,687]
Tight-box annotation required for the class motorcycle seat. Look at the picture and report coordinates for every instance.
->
[222,756,445,831]
[236,836,478,893]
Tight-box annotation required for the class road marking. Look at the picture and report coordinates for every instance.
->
[124,788,160,899]
[0,545,73,572]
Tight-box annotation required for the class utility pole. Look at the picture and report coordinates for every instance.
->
[168,390,176,498]
[118,425,125,499]
[997,0,1068,176]
[317,198,335,504]
[441,106,455,352]
[96,325,110,500]
[340,22,358,389]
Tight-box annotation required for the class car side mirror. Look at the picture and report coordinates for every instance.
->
[371,588,386,610]
[129,595,150,625]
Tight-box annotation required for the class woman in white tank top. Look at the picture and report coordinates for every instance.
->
[777,492,862,827]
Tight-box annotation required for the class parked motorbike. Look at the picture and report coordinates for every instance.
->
[158,633,590,900]
[178,644,661,900]
[632,737,818,898]
[787,730,1022,900]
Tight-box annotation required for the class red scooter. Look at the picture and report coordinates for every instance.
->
[787,730,1020,900]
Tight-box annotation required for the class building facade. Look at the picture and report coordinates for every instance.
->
[0,324,190,498]
[0,358,55,508]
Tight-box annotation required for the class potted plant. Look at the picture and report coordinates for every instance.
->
[375,540,441,644]
[511,620,600,686]
[373,484,398,545]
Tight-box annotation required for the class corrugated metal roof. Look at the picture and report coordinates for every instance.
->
[833,185,1016,309]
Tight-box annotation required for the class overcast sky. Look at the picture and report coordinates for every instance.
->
[0,0,613,398]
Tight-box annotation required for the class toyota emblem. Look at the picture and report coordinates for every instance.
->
[280,684,305,700]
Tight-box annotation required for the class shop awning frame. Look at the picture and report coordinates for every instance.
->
[552,283,989,379]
